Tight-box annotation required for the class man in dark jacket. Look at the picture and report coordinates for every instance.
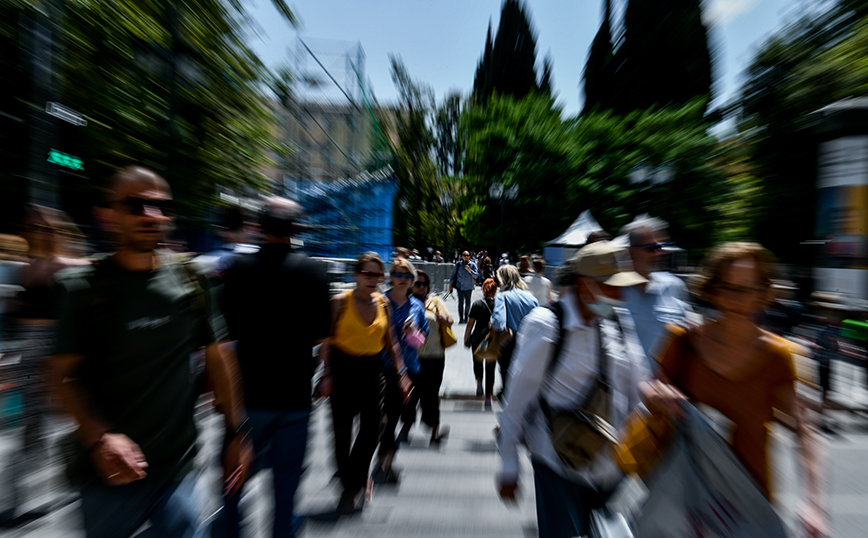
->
[217,197,332,537]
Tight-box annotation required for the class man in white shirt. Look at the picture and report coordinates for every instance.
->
[497,241,649,538]
[620,218,691,373]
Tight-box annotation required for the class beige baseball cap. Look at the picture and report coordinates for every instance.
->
[566,240,648,287]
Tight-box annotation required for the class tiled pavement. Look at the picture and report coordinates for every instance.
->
[2,288,868,537]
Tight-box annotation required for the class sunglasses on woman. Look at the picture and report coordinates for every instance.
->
[391,271,414,280]
[413,280,429,288]
[358,270,384,279]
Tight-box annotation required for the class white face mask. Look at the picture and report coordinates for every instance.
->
[584,280,625,319]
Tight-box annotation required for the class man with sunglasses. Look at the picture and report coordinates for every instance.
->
[449,251,479,324]
[49,165,251,538]
[620,217,691,373]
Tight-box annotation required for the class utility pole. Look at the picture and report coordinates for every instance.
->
[24,2,63,208]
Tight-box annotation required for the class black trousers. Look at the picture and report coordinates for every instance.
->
[379,368,404,457]
[407,358,445,428]
[473,357,497,396]
[379,358,446,457]
[329,349,385,495]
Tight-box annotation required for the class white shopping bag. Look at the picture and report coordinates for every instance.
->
[634,403,788,538]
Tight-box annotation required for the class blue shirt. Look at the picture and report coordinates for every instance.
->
[622,271,690,372]
[450,261,478,291]
[491,288,539,332]
[383,294,429,374]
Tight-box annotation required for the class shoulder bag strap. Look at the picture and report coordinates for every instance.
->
[537,301,567,416]
[673,324,696,399]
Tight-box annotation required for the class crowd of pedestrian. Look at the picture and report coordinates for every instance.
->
[0,163,846,538]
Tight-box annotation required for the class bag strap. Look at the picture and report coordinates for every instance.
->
[539,305,619,416]
[672,324,697,400]
[537,301,568,416]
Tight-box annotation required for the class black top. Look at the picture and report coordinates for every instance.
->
[468,297,495,347]
[54,252,226,484]
[222,243,331,411]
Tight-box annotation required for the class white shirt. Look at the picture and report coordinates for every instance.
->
[497,292,649,487]
[524,273,553,306]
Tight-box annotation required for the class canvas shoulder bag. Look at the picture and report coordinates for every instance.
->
[474,294,512,362]
[539,304,619,469]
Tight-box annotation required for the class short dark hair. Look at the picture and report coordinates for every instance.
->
[260,196,302,238]
[107,165,169,203]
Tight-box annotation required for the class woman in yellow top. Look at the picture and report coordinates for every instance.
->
[318,252,411,515]
[639,242,828,537]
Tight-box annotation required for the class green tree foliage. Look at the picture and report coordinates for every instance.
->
[613,0,712,115]
[583,0,615,113]
[0,0,296,230]
[738,0,868,263]
[460,94,728,255]
[434,91,464,177]
[473,0,539,105]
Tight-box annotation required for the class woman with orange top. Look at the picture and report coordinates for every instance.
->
[318,252,411,515]
[639,242,828,537]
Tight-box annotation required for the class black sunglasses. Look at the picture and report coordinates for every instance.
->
[116,196,175,218]
[414,280,429,287]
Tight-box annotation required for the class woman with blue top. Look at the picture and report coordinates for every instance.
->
[373,257,429,483]
[491,265,539,398]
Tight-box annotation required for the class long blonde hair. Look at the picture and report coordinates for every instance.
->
[497,265,527,291]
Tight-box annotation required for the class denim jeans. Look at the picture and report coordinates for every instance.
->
[80,469,203,538]
[215,409,310,538]
[457,289,473,321]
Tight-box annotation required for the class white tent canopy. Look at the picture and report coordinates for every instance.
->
[545,210,603,247]
[543,210,603,267]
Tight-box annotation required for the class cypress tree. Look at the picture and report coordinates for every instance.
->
[614,0,712,114]
[490,0,539,100]
[472,0,540,106]
[472,22,494,104]
[539,54,554,97]
[583,0,615,112]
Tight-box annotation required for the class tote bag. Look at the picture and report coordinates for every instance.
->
[634,403,788,538]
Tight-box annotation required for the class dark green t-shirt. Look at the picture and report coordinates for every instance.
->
[54,251,227,484]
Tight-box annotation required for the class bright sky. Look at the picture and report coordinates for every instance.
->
[247,0,804,116]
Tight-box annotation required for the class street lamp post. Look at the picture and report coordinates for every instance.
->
[628,162,674,215]
[489,182,519,258]
[439,191,452,254]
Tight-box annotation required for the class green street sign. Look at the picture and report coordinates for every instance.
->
[47,149,84,171]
